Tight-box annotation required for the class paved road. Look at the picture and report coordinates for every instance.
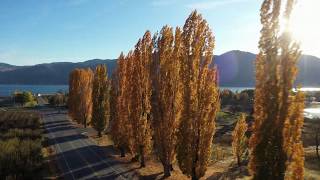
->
[40,107,138,180]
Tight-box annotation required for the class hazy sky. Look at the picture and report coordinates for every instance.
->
[0,0,317,65]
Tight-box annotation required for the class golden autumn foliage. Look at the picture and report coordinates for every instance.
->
[79,69,93,128]
[68,68,93,128]
[68,69,81,121]
[176,11,220,180]
[284,90,305,180]
[110,53,134,157]
[249,0,304,179]
[130,31,153,167]
[109,11,219,176]
[92,65,110,137]
[232,113,248,167]
[151,26,183,177]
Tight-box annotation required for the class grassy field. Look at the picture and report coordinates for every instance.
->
[88,111,320,179]
[0,110,57,179]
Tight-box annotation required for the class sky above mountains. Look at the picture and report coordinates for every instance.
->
[0,0,319,65]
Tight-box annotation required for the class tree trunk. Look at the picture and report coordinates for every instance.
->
[237,155,241,167]
[98,131,102,137]
[120,146,126,157]
[162,162,171,177]
[139,145,146,167]
[83,116,87,128]
[131,154,139,162]
[170,164,174,171]
[316,132,320,160]
[191,166,198,180]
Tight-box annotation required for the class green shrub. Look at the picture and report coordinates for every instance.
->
[24,101,37,107]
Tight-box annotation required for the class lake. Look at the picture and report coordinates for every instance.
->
[0,85,252,96]
[1,84,319,119]
[0,84,68,96]
[221,87,320,93]
[0,85,319,96]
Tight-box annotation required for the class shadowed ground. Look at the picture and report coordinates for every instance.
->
[40,106,138,180]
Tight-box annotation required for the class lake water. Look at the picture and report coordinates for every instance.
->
[304,103,320,119]
[221,87,320,93]
[1,85,319,96]
[0,84,68,96]
[304,108,320,119]
[1,84,320,119]
[0,85,252,96]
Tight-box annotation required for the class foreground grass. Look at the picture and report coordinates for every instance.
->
[41,137,59,179]
[82,111,320,179]
[0,110,43,179]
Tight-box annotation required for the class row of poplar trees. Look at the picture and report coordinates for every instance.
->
[68,11,219,179]
[68,0,305,179]
[69,65,110,137]
[110,11,219,179]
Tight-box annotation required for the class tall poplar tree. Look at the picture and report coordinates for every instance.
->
[249,0,304,179]
[130,31,153,167]
[151,26,183,177]
[110,53,134,157]
[177,11,220,180]
[69,69,82,122]
[78,68,93,128]
[68,69,76,120]
[232,113,248,167]
[68,68,93,127]
[92,65,110,137]
[109,72,118,138]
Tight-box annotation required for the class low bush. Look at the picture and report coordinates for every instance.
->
[0,111,40,131]
[0,129,42,140]
[0,111,43,179]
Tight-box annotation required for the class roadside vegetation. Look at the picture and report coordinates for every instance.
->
[13,91,37,107]
[66,0,319,179]
[48,93,67,107]
[0,111,43,179]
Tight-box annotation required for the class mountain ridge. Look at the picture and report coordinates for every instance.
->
[0,51,319,86]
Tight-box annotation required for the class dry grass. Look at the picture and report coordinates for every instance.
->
[80,113,320,180]
[304,147,320,180]
[130,158,188,180]
[41,140,60,179]
[91,133,114,146]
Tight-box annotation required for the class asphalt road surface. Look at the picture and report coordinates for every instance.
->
[40,105,138,179]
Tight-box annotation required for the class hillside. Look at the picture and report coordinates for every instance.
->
[0,51,319,86]
[0,59,116,85]
[214,50,320,87]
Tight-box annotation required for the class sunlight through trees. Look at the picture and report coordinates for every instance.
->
[249,0,305,179]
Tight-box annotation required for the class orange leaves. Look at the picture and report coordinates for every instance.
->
[110,11,219,175]
[68,68,93,127]
[151,25,183,177]
[232,113,248,167]
[110,53,134,155]
[130,31,153,167]
[249,0,304,179]
[177,10,219,180]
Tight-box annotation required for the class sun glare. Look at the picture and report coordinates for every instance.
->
[289,0,320,56]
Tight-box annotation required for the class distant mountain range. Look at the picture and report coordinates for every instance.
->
[0,50,319,87]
